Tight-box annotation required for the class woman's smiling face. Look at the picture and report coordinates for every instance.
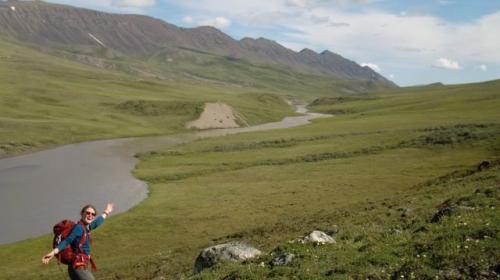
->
[81,207,96,224]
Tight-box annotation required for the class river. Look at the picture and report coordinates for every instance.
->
[0,106,329,244]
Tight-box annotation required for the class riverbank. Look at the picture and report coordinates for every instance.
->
[0,80,499,279]
[0,104,328,244]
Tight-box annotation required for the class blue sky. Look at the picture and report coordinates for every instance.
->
[45,0,500,86]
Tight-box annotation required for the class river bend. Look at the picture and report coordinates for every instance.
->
[0,106,328,244]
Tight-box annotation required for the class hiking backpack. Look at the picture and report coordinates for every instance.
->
[52,220,86,265]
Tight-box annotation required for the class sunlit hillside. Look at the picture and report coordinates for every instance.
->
[1,78,498,279]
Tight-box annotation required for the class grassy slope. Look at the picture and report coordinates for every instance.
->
[0,38,296,157]
[143,46,375,100]
[0,79,498,279]
[53,43,382,101]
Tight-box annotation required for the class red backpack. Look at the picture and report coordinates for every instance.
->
[52,220,96,270]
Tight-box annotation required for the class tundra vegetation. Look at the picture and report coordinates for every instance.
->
[0,38,499,279]
[0,38,298,157]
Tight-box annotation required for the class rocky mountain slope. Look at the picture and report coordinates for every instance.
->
[0,0,396,87]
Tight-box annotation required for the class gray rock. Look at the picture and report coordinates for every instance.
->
[431,203,456,223]
[271,253,295,266]
[303,230,336,244]
[193,242,262,274]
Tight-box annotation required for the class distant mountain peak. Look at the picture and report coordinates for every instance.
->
[240,37,284,49]
[320,50,339,56]
[191,25,221,33]
[299,48,317,55]
[0,0,397,88]
[255,37,276,43]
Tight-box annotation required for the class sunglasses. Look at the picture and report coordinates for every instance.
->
[85,211,96,217]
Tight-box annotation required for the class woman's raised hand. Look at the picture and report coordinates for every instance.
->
[104,202,114,215]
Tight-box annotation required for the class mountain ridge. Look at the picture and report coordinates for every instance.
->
[0,0,397,87]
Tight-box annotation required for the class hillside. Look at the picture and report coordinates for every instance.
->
[0,0,402,158]
[0,38,297,157]
[0,1,498,279]
[0,0,396,88]
[0,79,498,279]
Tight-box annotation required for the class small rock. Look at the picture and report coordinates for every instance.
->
[193,242,261,274]
[303,230,336,244]
[431,203,456,223]
[271,253,295,266]
[398,207,412,218]
[477,160,491,171]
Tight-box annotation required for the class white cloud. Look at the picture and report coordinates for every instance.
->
[201,17,232,29]
[433,58,462,70]
[285,0,308,8]
[46,0,500,84]
[361,62,381,72]
[182,16,194,24]
[172,1,500,65]
[479,64,488,71]
[112,0,155,7]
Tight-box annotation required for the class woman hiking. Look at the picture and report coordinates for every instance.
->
[42,203,114,280]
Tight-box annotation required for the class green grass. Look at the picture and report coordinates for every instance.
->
[0,38,297,157]
[46,38,378,101]
[0,76,498,279]
[193,163,500,280]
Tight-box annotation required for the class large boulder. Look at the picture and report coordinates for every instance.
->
[303,230,336,244]
[193,242,262,274]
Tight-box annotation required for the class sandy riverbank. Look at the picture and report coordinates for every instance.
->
[186,102,245,129]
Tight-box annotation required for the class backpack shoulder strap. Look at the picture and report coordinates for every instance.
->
[75,221,97,271]
[76,222,88,252]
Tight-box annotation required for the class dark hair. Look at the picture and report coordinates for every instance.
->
[80,204,97,215]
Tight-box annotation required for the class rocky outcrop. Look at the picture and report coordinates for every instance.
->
[192,229,337,274]
[193,242,262,274]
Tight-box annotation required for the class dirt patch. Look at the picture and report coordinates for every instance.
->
[186,102,241,130]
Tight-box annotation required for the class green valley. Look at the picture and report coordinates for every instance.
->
[0,38,301,157]
[1,1,499,279]
[1,75,498,279]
